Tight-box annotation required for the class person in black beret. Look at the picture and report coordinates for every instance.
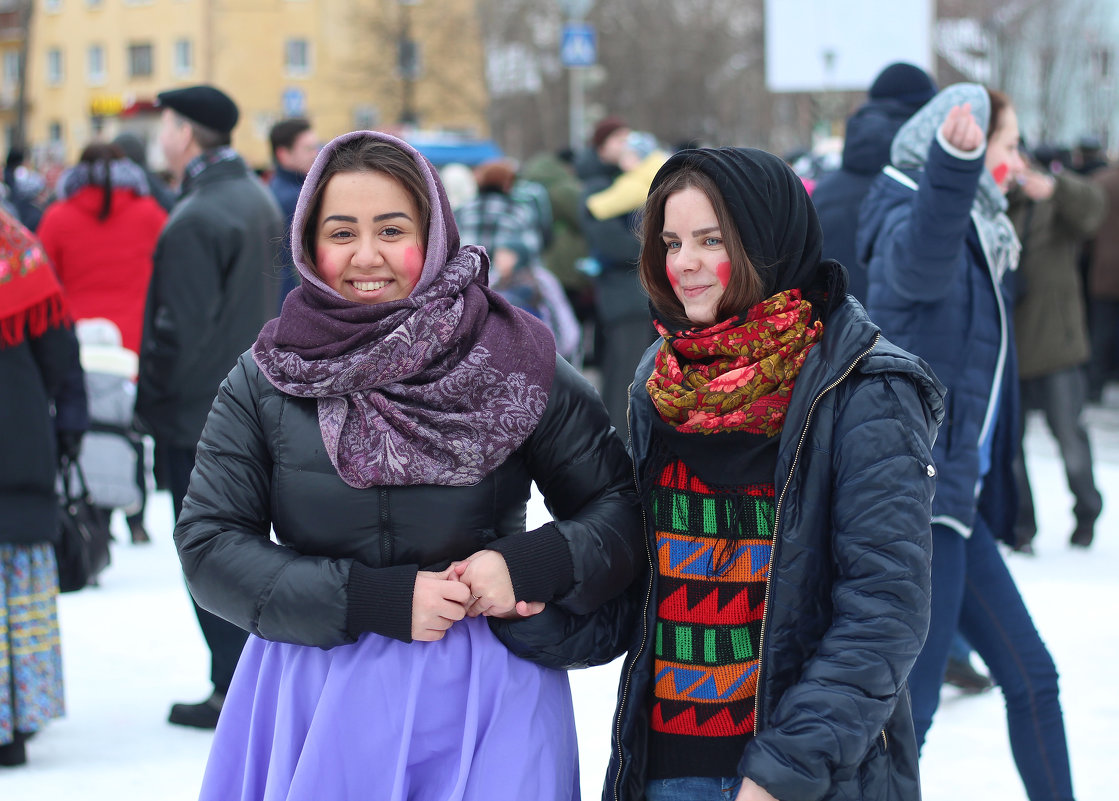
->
[812,62,937,303]
[137,84,284,730]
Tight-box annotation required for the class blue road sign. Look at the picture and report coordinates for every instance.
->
[282,87,306,117]
[561,24,597,67]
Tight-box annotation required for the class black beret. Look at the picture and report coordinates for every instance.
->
[156,85,239,134]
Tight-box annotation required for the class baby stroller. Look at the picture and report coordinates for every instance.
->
[74,319,150,543]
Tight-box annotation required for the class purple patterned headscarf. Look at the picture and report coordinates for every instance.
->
[252,131,556,488]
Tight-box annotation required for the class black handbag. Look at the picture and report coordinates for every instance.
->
[55,454,113,593]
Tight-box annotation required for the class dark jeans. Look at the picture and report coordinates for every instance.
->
[165,444,248,694]
[645,777,742,801]
[598,313,654,436]
[1087,298,1119,400]
[908,521,1074,801]
[1014,367,1102,543]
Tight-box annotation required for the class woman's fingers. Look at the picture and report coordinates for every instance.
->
[412,571,472,640]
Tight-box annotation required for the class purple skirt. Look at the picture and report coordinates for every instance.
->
[198,615,580,801]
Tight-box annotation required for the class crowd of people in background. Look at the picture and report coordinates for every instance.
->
[0,61,1114,801]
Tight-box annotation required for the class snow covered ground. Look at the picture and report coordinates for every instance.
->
[4,403,1117,800]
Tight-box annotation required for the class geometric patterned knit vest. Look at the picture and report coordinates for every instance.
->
[647,459,775,780]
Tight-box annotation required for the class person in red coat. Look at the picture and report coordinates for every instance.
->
[37,142,167,356]
[37,142,168,545]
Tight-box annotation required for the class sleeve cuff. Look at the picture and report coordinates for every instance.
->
[345,562,418,643]
[935,127,986,161]
[488,523,575,603]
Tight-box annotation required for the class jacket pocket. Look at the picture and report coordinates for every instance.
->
[856,732,890,801]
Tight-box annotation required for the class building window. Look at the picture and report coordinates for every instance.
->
[87,44,106,85]
[128,43,153,78]
[44,0,62,12]
[173,39,192,77]
[46,48,63,86]
[284,38,310,78]
[49,121,63,143]
[3,51,19,87]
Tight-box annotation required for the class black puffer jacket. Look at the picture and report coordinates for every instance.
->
[174,351,643,652]
[605,298,944,801]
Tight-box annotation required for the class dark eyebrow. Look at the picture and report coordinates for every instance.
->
[321,212,414,226]
[661,226,721,238]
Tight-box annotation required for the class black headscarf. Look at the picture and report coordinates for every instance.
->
[648,146,847,318]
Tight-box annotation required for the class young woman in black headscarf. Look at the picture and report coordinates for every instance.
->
[604,147,945,801]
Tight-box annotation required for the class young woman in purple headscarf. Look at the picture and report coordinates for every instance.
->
[173,131,642,800]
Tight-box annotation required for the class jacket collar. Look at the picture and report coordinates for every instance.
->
[630,297,946,479]
[181,148,247,194]
[271,165,305,186]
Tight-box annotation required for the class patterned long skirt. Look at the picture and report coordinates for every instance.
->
[0,543,65,747]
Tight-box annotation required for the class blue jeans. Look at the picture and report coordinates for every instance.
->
[646,777,742,801]
[908,519,1075,801]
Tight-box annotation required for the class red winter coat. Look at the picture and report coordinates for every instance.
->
[38,186,167,354]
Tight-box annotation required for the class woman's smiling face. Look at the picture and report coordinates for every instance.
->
[314,171,425,305]
[662,186,731,326]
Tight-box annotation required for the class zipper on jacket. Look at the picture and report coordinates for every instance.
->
[753,333,880,736]
[882,729,888,751]
[379,488,393,566]
[612,384,656,801]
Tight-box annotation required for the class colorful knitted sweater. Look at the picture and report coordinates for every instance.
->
[647,459,775,780]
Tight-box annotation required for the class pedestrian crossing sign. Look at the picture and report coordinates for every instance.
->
[561,24,597,67]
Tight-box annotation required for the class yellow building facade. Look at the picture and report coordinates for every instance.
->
[26,0,490,169]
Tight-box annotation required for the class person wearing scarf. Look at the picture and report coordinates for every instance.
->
[603,147,944,801]
[859,84,1077,801]
[172,131,641,801]
[0,209,88,767]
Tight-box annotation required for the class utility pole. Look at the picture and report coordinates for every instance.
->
[14,0,32,150]
[560,0,596,150]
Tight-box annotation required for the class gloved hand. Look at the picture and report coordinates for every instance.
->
[57,430,84,463]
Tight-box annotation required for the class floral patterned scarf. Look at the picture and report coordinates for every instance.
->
[647,289,822,437]
[252,131,556,489]
[0,208,70,348]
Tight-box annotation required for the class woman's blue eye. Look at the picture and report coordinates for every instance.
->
[705,237,722,247]
[665,241,680,250]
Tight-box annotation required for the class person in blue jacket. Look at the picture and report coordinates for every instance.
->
[858,83,1077,801]
[813,61,937,303]
[605,146,944,801]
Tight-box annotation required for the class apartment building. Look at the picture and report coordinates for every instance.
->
[24,0,489,169]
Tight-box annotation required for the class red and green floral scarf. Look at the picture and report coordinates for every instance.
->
[647,288,823,437]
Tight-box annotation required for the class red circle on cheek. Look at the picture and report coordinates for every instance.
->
[404,247,424,281]
[716,261,732,288]
[666,258,679,288]
[991,163,1009,184]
